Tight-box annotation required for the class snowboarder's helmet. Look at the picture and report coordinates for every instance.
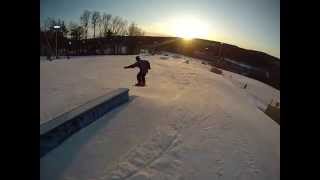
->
[136,56,141,61]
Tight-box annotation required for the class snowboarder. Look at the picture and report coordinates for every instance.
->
[124,56,151,86]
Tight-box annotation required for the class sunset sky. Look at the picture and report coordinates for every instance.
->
[41,0,280,58]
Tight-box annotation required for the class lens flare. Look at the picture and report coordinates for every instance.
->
[171,17,209,39]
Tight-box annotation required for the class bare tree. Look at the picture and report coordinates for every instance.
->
[69,22,83,40]
[42,18,69,42]
[110,16,120,35]
[41,17,56,58]
[42,17,62,29]
[69,22,84,55]
[128,22,145,36]
[108,16,129,54]
[119,19,128,36]
[110,16,128,35]
[80,10,91,40]
[43,17,59,32]
[60,21,68,38]
[101,13,112,37]
[128,23,136,36]
[43,17,51,31]
[98,13,104,37]
[91,11,101,38]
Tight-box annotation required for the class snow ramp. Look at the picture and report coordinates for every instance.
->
[40,88,129,158]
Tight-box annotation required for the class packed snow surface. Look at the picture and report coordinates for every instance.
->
[40,54,279,180]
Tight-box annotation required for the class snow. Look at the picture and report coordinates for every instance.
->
[41,57,116,124]
[40,54,279,180]
[221,70,280,111]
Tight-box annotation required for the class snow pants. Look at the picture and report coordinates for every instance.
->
[137,71,147,85]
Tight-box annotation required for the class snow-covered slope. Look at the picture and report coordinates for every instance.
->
[40,55,279,180]
[222,70,280,111]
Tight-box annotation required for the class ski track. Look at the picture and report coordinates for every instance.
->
[101,66,262,180]
[102,104,262,180]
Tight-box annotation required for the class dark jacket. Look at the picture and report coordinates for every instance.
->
[125,60,151,73]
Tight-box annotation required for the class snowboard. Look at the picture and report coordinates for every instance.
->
[134,83,146,87]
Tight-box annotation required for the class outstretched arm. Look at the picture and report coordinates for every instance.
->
[124,62,138,69]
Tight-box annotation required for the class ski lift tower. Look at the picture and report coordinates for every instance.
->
[53,25,61,59]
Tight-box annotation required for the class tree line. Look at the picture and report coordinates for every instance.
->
[41,10,145,41]
[40,10,146,57]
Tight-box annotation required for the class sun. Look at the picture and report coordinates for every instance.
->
[171,17,209,40]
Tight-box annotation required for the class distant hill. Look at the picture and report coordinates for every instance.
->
[146,37,280,90]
